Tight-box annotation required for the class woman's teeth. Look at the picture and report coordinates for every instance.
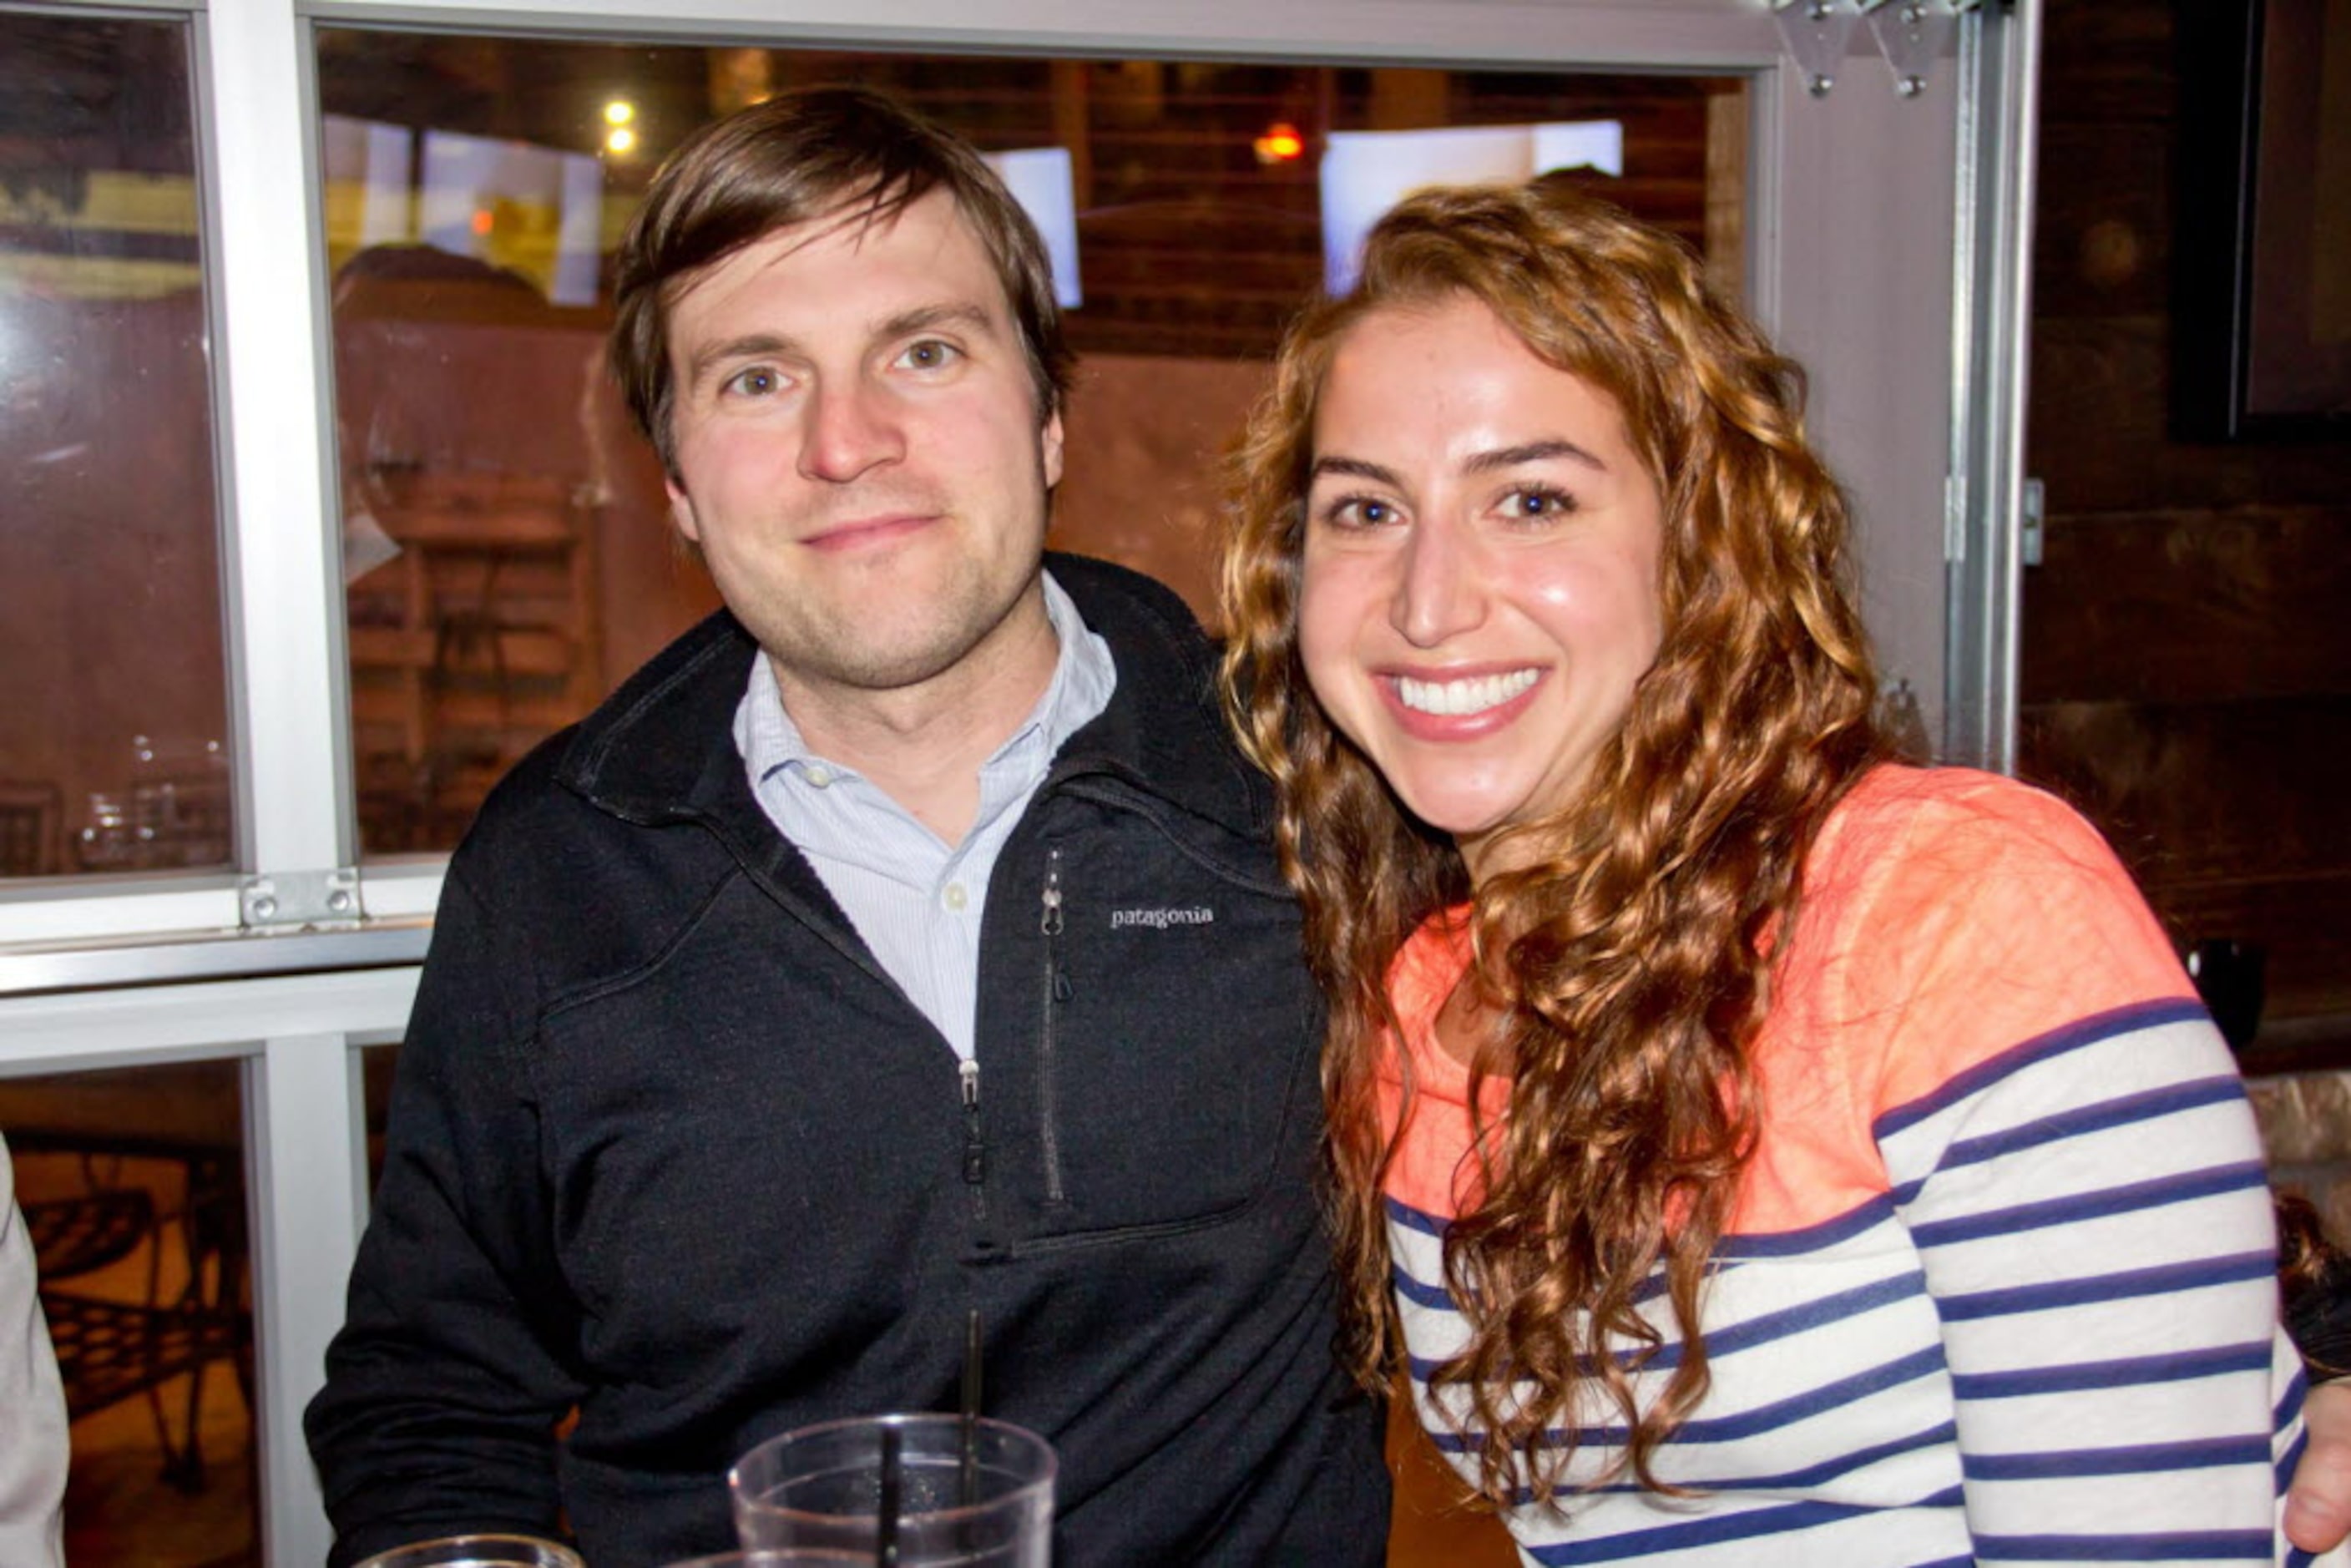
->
[1394,669,1539,716]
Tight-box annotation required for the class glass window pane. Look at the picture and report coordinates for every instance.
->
[0,1059,256,1565]
[0,13,231,882]
[361,1039,398,1196]
[318,36,1746,857]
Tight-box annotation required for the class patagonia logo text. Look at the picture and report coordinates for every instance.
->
[1109,906,1216,931]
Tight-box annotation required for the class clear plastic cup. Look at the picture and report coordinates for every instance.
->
[352,1536,584,1568]
[730,1414,1055,1567]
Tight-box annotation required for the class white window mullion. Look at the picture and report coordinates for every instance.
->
[0,966,415,1072]
[0,885,244,948]
[207,0,350,883]
[312,0,1776,66]
[245,1033,369,1568]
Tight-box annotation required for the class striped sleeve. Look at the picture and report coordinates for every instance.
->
[1855,780,2299,1563]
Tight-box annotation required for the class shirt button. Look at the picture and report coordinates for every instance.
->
[803,765,833,788]
[943,883,968,912]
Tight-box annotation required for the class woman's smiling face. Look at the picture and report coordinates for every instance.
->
[1297,295,1666,879]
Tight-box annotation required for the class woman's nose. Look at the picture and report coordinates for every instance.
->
[1389,518,1487,648]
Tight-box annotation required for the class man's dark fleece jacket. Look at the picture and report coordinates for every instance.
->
[304,554,1388,1566]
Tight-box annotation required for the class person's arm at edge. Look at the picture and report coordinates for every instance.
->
[2283,1211,2351,1558]
[0,1135,66,1568]
[2288,1383,2351,1552]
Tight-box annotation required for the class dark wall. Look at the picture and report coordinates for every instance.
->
[2020,2,2351,1060]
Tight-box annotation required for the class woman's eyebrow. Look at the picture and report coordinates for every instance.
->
[1464,438,1607,474]
[1307,454,1401,486]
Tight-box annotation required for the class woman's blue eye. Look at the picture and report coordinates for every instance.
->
[1505,488,1575,518]
[1311,491,1403,530]
[1324,497,1397,529]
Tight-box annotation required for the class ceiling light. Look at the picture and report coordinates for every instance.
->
[1252,122,1305,165]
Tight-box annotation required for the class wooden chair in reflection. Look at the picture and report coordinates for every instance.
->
[0,780,63,877]
[17,1141,250,1492]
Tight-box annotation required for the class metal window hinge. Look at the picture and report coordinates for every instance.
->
[2020,475,2045,567]
[239,868,363,929]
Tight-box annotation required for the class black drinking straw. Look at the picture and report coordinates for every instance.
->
[958,1308,983,1507]
[876,1424,902,1568]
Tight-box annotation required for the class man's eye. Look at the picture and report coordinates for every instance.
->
[722,367,781,397]
[898,339,962,371]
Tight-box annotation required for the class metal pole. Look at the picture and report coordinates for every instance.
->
[1942,0,2043,771]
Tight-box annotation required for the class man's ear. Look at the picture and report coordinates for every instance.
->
[664,473,702,544]
[1040,408,1064,491]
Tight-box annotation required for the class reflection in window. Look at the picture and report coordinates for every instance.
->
[316,34,1746,855]
[360,1041,400,1197]
[0,1059,255,1564]
[0,14,230,881]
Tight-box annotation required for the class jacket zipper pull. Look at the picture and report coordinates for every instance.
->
[1042,853,1068,1007]
[1039,855,1064,938]
[960,1058,985,1186]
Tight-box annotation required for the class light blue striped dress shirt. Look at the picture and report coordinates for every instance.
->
[731,571,1116,1061]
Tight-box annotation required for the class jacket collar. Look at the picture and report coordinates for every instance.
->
[553,553,1272,844]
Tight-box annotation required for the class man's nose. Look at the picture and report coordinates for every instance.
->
[1389,518,1487,648]
[797,378,905,483]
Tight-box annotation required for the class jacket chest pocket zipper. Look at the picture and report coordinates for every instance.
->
[961,1057,987,1219]
[1039,848,1069,1205]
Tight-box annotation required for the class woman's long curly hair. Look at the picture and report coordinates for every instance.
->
[1219,180,1890,1506]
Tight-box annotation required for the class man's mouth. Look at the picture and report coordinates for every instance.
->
[801,513,938,553]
